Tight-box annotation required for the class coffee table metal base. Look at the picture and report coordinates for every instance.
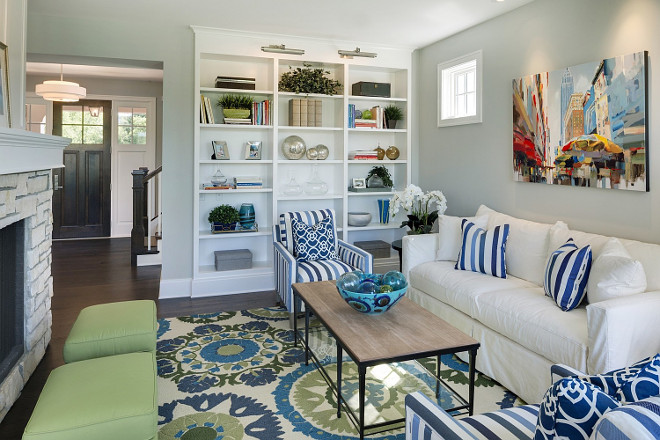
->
[294,290,479,439]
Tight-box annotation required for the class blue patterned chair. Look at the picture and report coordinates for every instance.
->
[273,209,373,325]
[405,359,660,440]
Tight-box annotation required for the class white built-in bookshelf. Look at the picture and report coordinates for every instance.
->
[192,27,412,297]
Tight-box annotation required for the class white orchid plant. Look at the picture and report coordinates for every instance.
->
[389,184,447,234]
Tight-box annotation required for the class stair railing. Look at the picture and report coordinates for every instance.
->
[131,166,162,265]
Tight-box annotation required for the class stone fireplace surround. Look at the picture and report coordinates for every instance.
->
[0,128,68,422]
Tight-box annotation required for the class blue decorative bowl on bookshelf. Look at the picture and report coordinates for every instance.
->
[336,271,407,315]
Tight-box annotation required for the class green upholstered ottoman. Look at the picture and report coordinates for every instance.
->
[23,352,157,440]
[63,300,157,363]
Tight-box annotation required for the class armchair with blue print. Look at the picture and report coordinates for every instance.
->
[273,209,373,325]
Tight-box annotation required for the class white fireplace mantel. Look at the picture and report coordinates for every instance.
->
[0,127,70,176]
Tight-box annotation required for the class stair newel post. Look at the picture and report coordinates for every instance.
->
[131,167,149,265]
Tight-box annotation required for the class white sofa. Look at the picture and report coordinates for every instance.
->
[402,205,660,404]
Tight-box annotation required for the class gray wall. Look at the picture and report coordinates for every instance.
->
[417,0,659,243]
[27,8,194,281]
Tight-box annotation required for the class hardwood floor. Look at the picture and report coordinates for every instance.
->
[0,238,278,439]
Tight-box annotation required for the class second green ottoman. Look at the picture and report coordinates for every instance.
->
[63,300,157,363]
[23,352,157,440]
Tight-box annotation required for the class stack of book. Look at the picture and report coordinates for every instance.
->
[289,99,323,127]
[347,105,386,129]
[200,95,215,124]
[252,100,271,125]
[215,76,256,90]
[234,176,263,188]
[349,150,379,160]
[224,118,251,125]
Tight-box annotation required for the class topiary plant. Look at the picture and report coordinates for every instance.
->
[217,94,254,110]
[208,204,240,224]
[279,63,342,95]
[366,166,393,188]
[384,105,404,121]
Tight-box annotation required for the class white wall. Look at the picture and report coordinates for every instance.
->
[27,8,194,283]
[417,0,660,243]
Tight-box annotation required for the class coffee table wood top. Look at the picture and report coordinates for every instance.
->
[293,281,479,365]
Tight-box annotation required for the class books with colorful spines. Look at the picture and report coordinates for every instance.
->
[348,104,355,128]
[348,150,379,160]
[355,118,378,128]
[204,96,215,124]
[204,185,234,190]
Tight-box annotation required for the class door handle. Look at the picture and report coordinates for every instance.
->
[54,174,63,190]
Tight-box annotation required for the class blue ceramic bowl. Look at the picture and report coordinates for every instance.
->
[336,273,407,315]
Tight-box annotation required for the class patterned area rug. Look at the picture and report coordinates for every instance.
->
[156,307,524,439]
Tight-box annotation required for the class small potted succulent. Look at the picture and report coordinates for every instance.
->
[217,94,254,119]
[208,204,240,233]
[384,105,404,129]
[366,166,393,189]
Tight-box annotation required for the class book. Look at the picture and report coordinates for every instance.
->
[289,99,301,126]
[300,99,308,127]
[315,99,322,127]
[307,99,315,127]
[224,118,252,124]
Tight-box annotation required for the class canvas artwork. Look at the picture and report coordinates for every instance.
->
[513,51,648,191]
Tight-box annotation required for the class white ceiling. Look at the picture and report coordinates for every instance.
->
[27,0,536,80]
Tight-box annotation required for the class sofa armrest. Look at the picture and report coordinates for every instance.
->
[586,291,660,374]
[551,364,584,383]
[402,234,439,279]
[338,239,373,273]
[405,392,477,439]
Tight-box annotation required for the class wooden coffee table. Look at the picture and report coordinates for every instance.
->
[292,281,480,439]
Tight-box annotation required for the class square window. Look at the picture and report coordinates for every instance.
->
[437,50,482,127]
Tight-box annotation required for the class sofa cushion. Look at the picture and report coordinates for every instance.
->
[455,220,509,279]
[545,239,592,311]
[591,395,660,440]
[474,287,588,369]
[296,259,355,283]
[435,214,489,261]
[291,216,338,261]
[476,205,560,286]
[587,238,646,304]
[410,260,539,318]
[534,377,620,440]
[622,239,660,292]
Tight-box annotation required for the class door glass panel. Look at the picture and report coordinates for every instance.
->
[62,125,83,143]
[118,106,148,145]
[83,125,103,144]
[62,105,83,124]
[84,106,103,125]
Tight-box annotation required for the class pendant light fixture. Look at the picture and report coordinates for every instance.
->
[35,64,86,102]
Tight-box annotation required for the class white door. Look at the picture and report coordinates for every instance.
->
[111,99,156,237]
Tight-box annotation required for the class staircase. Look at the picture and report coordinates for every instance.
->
[131,166,162,266]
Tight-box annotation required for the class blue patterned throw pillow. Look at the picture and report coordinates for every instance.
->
[534,378,620,440]
[584,354,660,404]
[455,220,509,278]
[544,239,592,311]
[291,216,338,262]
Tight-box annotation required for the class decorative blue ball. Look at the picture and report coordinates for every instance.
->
[336,271,408,315]
[382,270,407,291]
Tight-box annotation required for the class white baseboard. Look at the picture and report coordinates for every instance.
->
[192,271,275,297]
[137,252,161,266]
[159,278,192,298]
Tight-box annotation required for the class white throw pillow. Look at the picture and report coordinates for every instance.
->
[476,205,554,286]
[435,214,489,261]
[587,237,647,304]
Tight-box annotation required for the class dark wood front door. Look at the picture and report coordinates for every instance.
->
[52,100,111,239]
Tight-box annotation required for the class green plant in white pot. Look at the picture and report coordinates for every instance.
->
[218,94,253,120]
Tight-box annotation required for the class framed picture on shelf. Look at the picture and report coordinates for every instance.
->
[211,140,229,160]
[352,178,366,188]
[245,141,262,160]
[0,42,10,128]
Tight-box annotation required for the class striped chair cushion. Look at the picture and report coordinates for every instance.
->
[461,404,540,439]
[544,239,592,311]
[297,259,355,283]
[591,395,660,440]
[455,220,510,279]
[279,209,337,254]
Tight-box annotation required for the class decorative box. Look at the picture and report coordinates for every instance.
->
[352,81,391,98]
[354,240,391,259]
[214,249,252,271]
[215,76,256,90]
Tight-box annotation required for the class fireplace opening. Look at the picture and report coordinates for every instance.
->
[0,220,25,384]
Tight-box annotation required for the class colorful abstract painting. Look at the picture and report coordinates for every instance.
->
[513,51,648,191]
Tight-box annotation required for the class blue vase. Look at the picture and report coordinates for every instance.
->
[238,203,255,229]
[378,199,390,224]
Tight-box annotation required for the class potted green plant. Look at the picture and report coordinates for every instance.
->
[279,63,342,95]
[208,204,241,233]
[366,166,393,188]
[217,94,254,119]
[384,105,404,129]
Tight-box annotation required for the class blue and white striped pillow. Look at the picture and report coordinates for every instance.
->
[455,220,510,279]
[544,239,592,311]
[591,395,660,440]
